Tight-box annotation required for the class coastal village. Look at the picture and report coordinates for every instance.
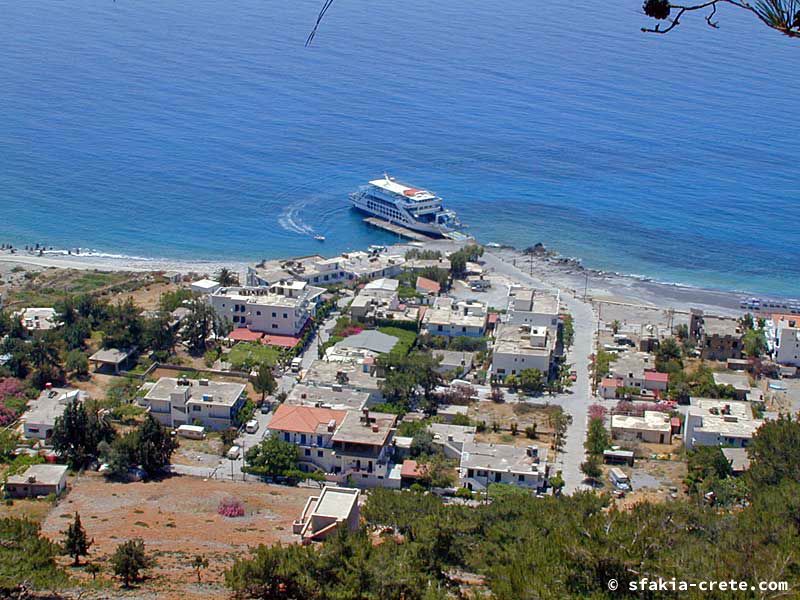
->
[0,238,798,598]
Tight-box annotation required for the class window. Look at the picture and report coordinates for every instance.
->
[284,432,291,442]
[316,435,322,446]
[304,449,311,456]
[518,474,525,482]
[272,312,277,318]
[300,434,307,445]
[283,313,288,319]
[272,324,278,329]
[256,311,261,316]
[193,405,201,412]
[317,450,323,458]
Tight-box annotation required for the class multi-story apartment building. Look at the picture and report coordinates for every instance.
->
[209,280,324,336]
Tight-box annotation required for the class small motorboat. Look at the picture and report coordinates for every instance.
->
[314,235,326,241]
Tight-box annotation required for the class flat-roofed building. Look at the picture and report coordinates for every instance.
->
[22,387,83,441]
[684,398,763,450]
[460,442,547,492]
[422,297,487,338]
[505,286,560,333]
[138,377,246,431]
[5,464,68,498]
[190,278,221,295]
[712,371,751,401]
[428,423,476,459]
[286,384,371,412]
[611,411,672,444]
[432,350,475,379]
[303,358,384,400]
[88,348,131,374]
[293,486,360,543]
[17,307,58,331]
[690,310,744,361]
[210,281,324,336]
[331,409,397,487]
[772,314,800,366]
[492,323,554,380]
[248,252,405,288]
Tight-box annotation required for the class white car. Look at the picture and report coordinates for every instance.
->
[245,419,259,434]
[226,445,241,460]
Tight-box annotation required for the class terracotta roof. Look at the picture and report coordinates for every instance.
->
[644,371,669,383]
[416,276,441,294]
[601,378,622,387]
[268,404,347,435]
[228,329,264,342]
[401,459,425,479]
[262,334,300,348]
[487,313,499,325]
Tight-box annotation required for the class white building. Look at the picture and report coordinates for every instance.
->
[773,316,800,366]
[248,252,406,287]
[17,307,58,331]
[138,377,246,431]
[683,398,764,450]
[268,405,398,488]
[460,441,547,492]
[22,387,83,441]
[190,278,221,295]
[5,464,68,499]
[611,411,672,444]
[491,323,554,380]
[286,384,371,412]
[293,486,360,543]
[428,423,476,459]
[210,281,324,336]
[422,297,487,338]
[505,287,560,333]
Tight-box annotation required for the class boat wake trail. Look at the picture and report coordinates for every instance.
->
[278,199,317,236]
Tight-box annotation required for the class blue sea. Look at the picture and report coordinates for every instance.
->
[1,0,798,295]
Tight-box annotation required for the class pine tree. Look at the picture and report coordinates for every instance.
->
[253,362,277,402]
[62,512,92,566]
[112,538,151,587]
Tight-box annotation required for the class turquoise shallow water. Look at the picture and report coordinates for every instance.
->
[1,0,798,295]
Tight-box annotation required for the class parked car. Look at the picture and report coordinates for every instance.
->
[245,419,259,434]
[609,467,631,491]
[226,445,241,460]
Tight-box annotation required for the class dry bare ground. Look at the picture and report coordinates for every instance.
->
[41,472,316,599]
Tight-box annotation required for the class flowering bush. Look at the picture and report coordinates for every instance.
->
[0,378,23,401]
[341,325,363,337]
[588,404,607,421]
[218,497,245,518]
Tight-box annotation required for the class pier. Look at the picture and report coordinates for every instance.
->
[362,217,436,242]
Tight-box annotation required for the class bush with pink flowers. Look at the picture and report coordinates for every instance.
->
[218,497,245,518]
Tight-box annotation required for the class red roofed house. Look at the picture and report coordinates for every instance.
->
[268,404,347,475]
[400,459,426,488]
[268,405,399,487]
[415,276,441,304]
[644,370,669,393]
[600,378,623,399]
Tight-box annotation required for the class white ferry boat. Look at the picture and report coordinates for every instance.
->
[349,175,463,238]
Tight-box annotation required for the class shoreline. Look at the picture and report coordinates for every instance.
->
[0,241,754,317]
[0,240,749,315]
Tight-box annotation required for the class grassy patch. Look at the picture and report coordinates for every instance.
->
[378,327,417,356]
[227,343,281,371]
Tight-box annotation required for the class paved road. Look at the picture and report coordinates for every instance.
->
[482,250,598,494]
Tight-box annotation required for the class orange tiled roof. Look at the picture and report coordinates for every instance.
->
[268,404,347,434]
